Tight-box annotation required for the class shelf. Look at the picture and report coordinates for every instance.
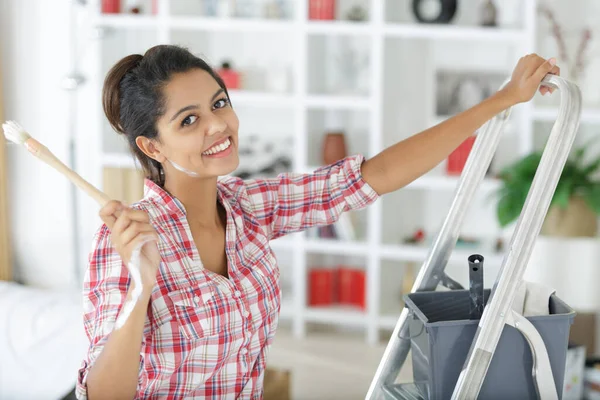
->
[406,175,502,192]
[92,16,526,42]
[102,153,139,169]
[379,315,401,330]
[384,24,525,42]
[305,95,372,110]
[305,20,372,36]
[92,14,159,28]
[304,305,366,327]
[93,15,293,32]
[305,238,369,256]
[534,106,600,124]
[269,236,299,251]
[379,244,505,266]
[169,16,293,32]
[227,90,295,107]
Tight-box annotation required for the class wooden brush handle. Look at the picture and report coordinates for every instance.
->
[26,138,160,282]
[29,138,112,207]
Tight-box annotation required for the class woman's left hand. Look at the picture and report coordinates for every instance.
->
[502,53,560,105]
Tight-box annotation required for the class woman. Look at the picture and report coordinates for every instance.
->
[75,45,558,399]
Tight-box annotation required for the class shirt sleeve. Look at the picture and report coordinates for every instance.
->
[75,225,147,399]
[243,154,380,240]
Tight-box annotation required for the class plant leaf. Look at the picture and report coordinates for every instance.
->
[582,158,600,175]
[553,179,572,209]
[583,183,600,214]
[496,182,531,227]
[497,194,522,227]
[573,135,600,166]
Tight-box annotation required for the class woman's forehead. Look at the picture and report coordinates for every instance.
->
[163,69,221,106]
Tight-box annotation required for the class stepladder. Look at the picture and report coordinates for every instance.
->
[366,74,582,400]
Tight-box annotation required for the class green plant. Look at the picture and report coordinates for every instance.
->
[496,140,600,227]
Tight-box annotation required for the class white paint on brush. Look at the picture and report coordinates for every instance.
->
[2,120,31,145]
[115,242,144,330]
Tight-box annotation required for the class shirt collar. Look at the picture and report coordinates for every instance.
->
[143,178,187,217]
[142,178,233,219]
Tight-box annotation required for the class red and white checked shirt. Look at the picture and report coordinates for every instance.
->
[76,154,379,399]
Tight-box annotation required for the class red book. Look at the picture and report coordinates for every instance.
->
[309,0,335,20]
[352,269,366,310]
[337,267,366,309]
[308,268,336,306]
[101,0,120,14]
[338,267,354,305]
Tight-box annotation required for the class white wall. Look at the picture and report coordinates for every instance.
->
[1,0,78,289]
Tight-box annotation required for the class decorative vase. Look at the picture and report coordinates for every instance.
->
[480,0,497,27]
[217,61,240,90]
[322,132,348,165]
[541,196,598,237]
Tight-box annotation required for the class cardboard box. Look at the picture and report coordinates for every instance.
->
[263,368,291,400]
[570,312,597,357]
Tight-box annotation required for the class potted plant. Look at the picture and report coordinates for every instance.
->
[495,141,600,237]
[496,142,600,350]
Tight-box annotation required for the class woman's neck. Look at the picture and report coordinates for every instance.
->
[163,175,221,228]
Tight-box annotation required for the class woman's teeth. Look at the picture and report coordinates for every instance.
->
[202,138,231,155]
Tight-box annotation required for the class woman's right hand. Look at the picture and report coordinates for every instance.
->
[99,200,161,288]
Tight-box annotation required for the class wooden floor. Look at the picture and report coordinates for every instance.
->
[268,324,413,400]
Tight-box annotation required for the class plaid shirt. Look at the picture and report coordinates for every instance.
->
[76,155,379,399]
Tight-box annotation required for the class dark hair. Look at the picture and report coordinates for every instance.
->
[102,44,229,186]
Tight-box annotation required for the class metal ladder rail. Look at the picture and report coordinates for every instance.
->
[450,74,582,399]
[365,74,581,400]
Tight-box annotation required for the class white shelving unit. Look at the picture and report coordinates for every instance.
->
[73,0,599,345]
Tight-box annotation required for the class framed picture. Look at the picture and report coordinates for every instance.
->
[435,69,507,116]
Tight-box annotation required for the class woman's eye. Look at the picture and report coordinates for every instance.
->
[181,115,198,127]
[214,98,230,109]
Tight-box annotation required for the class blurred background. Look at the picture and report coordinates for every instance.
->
[1,0,600,399]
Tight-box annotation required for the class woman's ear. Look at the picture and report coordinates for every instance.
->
[136,136,166,163]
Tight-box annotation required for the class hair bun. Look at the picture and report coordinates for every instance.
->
[102,54,144,135]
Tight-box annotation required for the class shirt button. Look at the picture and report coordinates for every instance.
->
[241,348,248,355]
[234,290,242,298]
[194,296,201,304]
[243,310,249,318]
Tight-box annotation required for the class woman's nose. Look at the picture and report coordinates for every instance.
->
[205,113,227,137]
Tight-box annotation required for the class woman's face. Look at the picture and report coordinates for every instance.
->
[145,68,240,179]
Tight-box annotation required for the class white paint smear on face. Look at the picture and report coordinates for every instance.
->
[169,158,200,177]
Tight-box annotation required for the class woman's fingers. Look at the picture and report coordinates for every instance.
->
[112,209,133,236]
[98,200,124,230]
[121,222,157,250]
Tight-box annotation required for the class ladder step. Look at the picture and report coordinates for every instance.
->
[382,383,426,400]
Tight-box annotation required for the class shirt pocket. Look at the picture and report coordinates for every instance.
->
[167,283,224,341]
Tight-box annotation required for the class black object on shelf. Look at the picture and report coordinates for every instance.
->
[468,254,485,320]
[412,0,457,24]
